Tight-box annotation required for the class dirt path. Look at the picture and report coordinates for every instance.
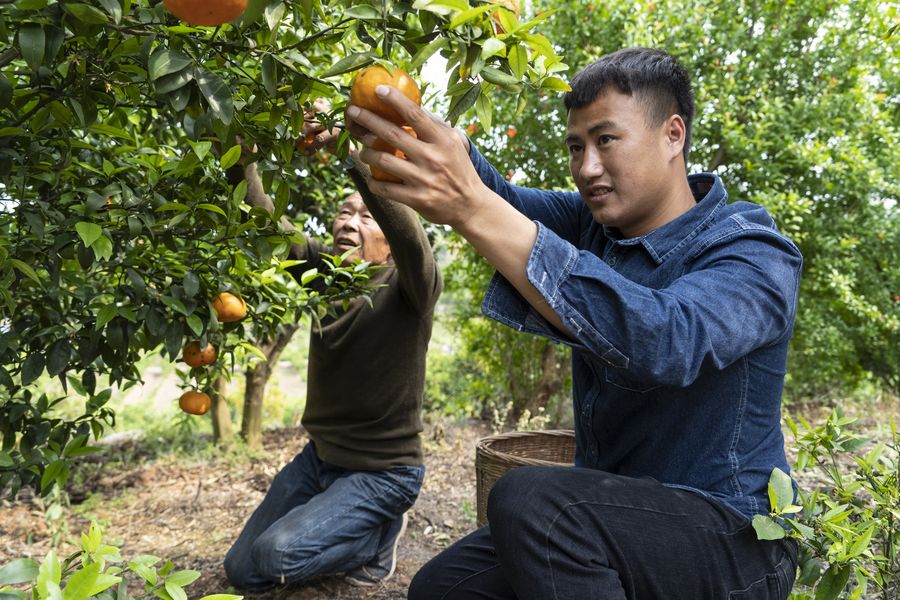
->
[0,420,491,600]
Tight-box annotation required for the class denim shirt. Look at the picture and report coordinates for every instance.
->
[470,144,803,520]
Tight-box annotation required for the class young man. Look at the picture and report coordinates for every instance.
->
[223,124,442,590]
[347,48,802,598]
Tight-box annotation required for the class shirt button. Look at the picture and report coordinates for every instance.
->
[608,255,618,266]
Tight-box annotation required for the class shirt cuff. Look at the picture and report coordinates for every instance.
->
[481,222,629,368]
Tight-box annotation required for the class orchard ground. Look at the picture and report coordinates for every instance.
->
[0,325,896,599]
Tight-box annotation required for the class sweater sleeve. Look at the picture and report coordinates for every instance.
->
[346,159,442,315]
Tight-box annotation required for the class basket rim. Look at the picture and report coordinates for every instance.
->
[476,429,576,467]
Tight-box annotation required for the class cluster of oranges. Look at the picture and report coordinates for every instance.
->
[349,65,422,183]
[178,291,247,416]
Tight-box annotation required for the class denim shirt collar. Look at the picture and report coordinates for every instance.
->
[602,173,727,265]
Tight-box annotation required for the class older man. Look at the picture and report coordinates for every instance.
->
[223,122,442,589]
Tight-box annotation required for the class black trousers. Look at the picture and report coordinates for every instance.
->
[409,467,797,599]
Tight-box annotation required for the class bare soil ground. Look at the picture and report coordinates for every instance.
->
[0,419,491,600]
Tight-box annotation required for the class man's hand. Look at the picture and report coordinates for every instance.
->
[345,86,485,229]
[298,97,342,155]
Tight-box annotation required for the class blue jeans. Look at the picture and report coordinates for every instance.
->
[224,442,424,590]
[409,466,797,599]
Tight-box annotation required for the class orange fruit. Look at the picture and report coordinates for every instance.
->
[371,126,418,183]
[182,341,217,368]
[179,391,212,415]
[349,65,421,125]
[162,0,248,26]
[296,133,316,152]
[211,291,247,323]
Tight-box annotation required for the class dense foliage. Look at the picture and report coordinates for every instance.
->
[0,0,568,496]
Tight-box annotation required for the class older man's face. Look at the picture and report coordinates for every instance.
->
[331,192,391,264]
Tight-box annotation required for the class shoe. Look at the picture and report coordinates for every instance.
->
[345,513,409,587]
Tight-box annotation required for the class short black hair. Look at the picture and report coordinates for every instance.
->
[564,48,695,163]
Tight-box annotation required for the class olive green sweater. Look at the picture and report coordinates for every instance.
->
[286,171,442,471]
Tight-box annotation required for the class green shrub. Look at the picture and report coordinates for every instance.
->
[755,410,899,600]
[0,521,240,600]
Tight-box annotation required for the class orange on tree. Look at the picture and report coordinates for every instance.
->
[349,65,421,125]
[162,0,248,26]
[182,341,217,368]
[371,126,418,183]
[211,291,247,323]
[179,391,212,415]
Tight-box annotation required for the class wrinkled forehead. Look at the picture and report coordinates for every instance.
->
[338,191,366,212]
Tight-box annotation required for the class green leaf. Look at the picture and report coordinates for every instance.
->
[164,581,187,600]
[847,525,874,558]
[15,0,48,9]
[95,305,117,330]
[183,272,200,297]
[264,1,285,30]
[190,141,212,161]
[480,66,520,87]
[46,339,70,377]
[0,451,13,468]
[186,314,203,337]
[446,82,480,125]
[62,3,109,24]
[36,550,61,598]
[240,341,268,361]
[767,467,794,511]
[149,48,193,81]
[220,145,242,170]
[161,296,189,316]
[21,352,45,385]
[97,0,122,23]
[343,4,381,19]
[751,514,785,540]
[75,222,103,247]
[0,75,13,110]
[412,0,468,16]
[164,570,200,587]
[481,37,506,61]
[540,76,571,92]
[198,596,243,600]
[18,23,45,71]
[475,92,492,131]
[195,68,233,124]
[449,4,494,29]
[62,562,119,600]
[814,564,851,600]
[410,37,449,72]
[8,259,42,286]
[40,459,67,492]
[91,235,113,261]
[320,53,376,78]
[197,203,227,217]
[0,559,39,586]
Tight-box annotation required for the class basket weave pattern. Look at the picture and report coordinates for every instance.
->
[475,429,576,527]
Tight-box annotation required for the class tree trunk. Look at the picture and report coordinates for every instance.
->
[210,375,233,445]
[521,342,569,424]
[241,324,300,449]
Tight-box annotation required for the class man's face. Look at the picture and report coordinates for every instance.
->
[332,192,391,264]
[566,89,682,238]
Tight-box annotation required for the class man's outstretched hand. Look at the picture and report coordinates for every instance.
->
[345,85,485,229]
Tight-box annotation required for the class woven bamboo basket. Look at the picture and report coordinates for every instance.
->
[475,429,576,527]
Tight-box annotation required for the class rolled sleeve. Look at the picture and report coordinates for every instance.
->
[482,222,629,367]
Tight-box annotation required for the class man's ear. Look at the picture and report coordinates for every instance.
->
[664,114,686,162]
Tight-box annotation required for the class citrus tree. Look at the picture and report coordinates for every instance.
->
[0,0,569,497]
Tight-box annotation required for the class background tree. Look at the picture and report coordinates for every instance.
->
[435,0,899,425]
[0,0,569,496]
